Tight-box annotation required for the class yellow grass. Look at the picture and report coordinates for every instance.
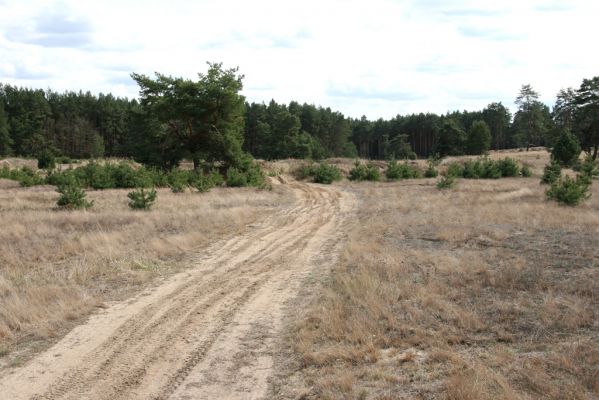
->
[279,151,599,399]
[0,181,292,366]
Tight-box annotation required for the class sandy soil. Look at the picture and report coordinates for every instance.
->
[0,179,356,400]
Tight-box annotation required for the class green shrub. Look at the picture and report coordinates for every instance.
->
[37,150,56,170]
[349,161,381,181]
[295,164,317,180]
[167,169,189,193]
[56,177,93,209]
[437,174,456,189]
[313,163,342,184]
[15,167,45,187]
[110,163,138,188]
[546,175,590,206]
[541,161,562,185]
[242,164,265,187]
[497,158,520,177]
[481,158,502,179]
[55,156,75,164]
[551,130,581,167]
[462,159,482,178]
[578,154,598,185]
[128,188,157,209]
[520,164,532,177]
[424,158,439,178]
[226,167,247,187]
[192,172,217,192]
[446,162,464,178]
[386,160,421,180]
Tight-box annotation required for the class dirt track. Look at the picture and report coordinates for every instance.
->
[0,180,355,400]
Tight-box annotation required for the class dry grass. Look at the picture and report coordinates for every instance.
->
[278,151,599,399]
[0,181,292,366]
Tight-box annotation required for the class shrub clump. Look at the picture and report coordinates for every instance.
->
[497,158,520,177]
[385,160,421,180]
[546,175,590,206]
[56,177,93,209]
[578,154,599,185]
[446,157,524,180]
[128,188,157,209]
[37,150,56,170]
[551,130,581,167]
[540,160,562,185]
[520,164,532,177]
[349,161,381,182]
[436,174,456,189]
[312,163,342,184]
[424,157,439,178]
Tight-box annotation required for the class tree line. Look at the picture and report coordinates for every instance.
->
[1,66,598,166]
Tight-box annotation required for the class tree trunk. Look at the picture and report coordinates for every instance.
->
[192,154,200,171]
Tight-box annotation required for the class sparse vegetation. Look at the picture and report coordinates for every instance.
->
[520,163,532,177]
[436,174,456,189]
[0,181,290,361]
[281,173,599,399]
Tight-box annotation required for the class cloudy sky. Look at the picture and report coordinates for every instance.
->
[0,0,597,119]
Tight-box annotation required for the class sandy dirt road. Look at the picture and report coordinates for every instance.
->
[0,180,355,400]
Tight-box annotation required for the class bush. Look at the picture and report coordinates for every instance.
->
[192,172,217,192]
[37,150,56,170]
[497,158,520,177]
[168,169,190,193]
[520,164,532,177]
[15,167,45,187]
[55,156,75,164]
[386,160,421,180]
[295,164,317,180]
[226,167,248,187]
[437,174,456,189]
[541,161,562,185]
[446,163,464,178]
[56,177,93,209]
[424,158,439,178]
[578,154,598,185]
[551,130,581,167]
[313,163,342,184]
[128,188,157,209]
[546,175,590,206]
[349,161,381,181]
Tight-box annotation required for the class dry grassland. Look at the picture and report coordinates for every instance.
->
[0,180,292,366]
[277,152,599,399]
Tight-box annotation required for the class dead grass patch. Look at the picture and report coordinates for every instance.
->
[0,185,292,366]
[276,165,598,399]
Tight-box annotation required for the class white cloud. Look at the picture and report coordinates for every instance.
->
[0,0,598,118]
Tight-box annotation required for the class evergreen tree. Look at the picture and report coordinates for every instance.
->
[551,129,581,167]
[131,63,246,170]
[0,101,12,156]
[435,119,465,157]
[573,77,599,159]
[466,120,492,155]
[514,84,549,150]
[482,102,511,149]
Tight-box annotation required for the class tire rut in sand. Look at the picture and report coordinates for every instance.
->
[0,181,355,400]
